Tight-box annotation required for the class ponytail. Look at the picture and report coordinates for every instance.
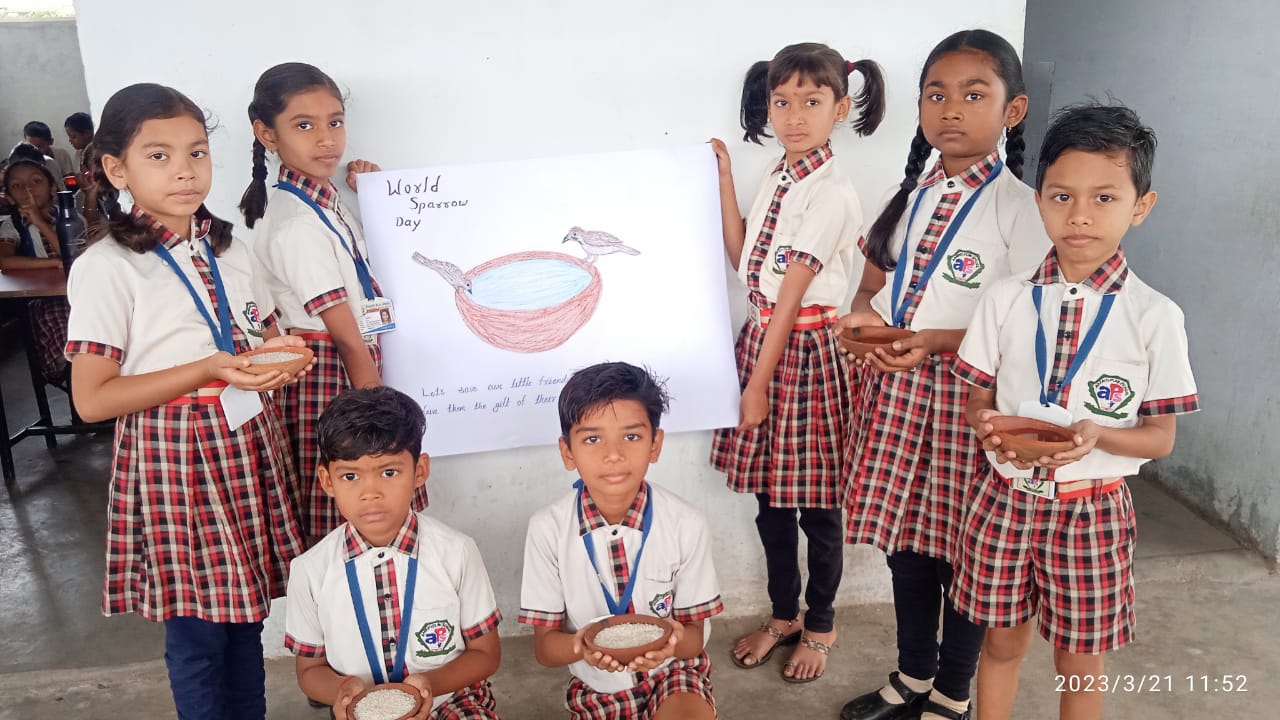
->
[846,59,886,137]
[239,139,269,228]
[739,60,772,145]
[863,126,934,271]
[1004,121,1026,179]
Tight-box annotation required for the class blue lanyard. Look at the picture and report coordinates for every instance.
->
[275,181,378,300]
[576,480,653,616]
[153,240,236,354]
[345,555,418,684]
[890,160,1003,328]
[1032,285,1116,406]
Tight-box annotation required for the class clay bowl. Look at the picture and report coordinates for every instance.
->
[987,415,1077,464]
[239,345,315,376]
[581,614,674,665]
[349,682,425,720]
[456,250,602,353]
[838,326,915,359]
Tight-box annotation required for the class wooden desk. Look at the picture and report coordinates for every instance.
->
[0,267,109,487]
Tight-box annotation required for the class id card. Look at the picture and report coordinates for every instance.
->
[357,297,396,336]
[1017,400,1073,427]
[220,385,264,433]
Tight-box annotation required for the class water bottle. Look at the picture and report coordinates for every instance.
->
[55,189,86,270]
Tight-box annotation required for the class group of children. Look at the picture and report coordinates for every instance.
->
[47,24,1196,720]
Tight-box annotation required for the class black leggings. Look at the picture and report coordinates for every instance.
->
[887,550,985,702]
[754,493,843,633]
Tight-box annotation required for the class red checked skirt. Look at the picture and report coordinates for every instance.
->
[710,319,850,509]
[565,654,714,720]
[278,333,428,536]
[104,389,304,622]
[843,354,987,564]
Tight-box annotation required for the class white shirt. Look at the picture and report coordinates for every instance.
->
[0,217,52,258]
[739,153,864,307]
[867,156,1050,330]
[956,250,1200,482]
[65,224,275,374]
[519,482,723,694]
[285,513,501,712]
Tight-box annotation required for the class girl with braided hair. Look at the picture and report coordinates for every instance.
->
[836,29,1050,720]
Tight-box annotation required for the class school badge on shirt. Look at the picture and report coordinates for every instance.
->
[1085,374,1134,419]
[415,619,456,658]
[943,250,985,288]
[242,301,264,337]
[649,591,674,618]
[771,245,792,275]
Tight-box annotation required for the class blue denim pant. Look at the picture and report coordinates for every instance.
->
[164,617,266,720]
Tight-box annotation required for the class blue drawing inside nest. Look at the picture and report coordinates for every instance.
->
[469,258,594,311]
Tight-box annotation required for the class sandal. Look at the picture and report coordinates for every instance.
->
[781,633,832,684]
[730,618,800,669]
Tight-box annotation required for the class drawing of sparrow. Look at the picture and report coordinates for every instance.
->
[412,252,472,293]
[561,226,640,264]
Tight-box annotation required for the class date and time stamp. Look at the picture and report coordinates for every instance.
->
[1055,674,1249,694]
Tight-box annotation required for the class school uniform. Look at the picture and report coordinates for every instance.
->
[950,248,1199,653]
[0,213,68,384]
[252,166,426,536]
[519,481,722,719]
[286,512,502,718]
[841,151,1050,704]
[64,208,304,719]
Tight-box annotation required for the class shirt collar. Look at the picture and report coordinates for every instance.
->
[279,166,339,210]
[919,149,1002,190]
[131,206,211,250]
[344,512,419,561]
[772,142,834,183]
[1030,248,1129,294]
[578,481,649,535]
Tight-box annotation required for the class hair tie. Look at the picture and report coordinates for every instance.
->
[845,60,856,74]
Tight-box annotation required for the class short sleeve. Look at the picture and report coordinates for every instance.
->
[518,512,567,629]
[1139,301,1200,416]
[64,250,131,363]
[267,216,350,317]
[670,513,723,624]
[787,184,861,275]
[454,537,502,641]
[247,249,281,330]
[954,284,1005,390]
[284,557,326,657]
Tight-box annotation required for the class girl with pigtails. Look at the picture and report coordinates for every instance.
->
[836,30,1051,720]
[709,41,885,684]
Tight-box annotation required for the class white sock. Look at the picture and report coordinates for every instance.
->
[921,690,970,719]
[878,672,933,704]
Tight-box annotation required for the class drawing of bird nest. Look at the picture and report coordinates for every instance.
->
[412,228,638,353]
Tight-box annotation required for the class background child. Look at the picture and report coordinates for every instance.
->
[951,103,1199,720]
[64,111,96,179]
[64,82,308,719]
[710,42,884,683]
[286,386,502,720]
[520,362,722,720]
[239,61,426,539]
[838,30,1050,720]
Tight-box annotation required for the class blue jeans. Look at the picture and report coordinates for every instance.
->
[164,617,266,720]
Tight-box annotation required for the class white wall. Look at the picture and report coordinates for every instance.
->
[72,0,1028,650]
[0,19,90,155]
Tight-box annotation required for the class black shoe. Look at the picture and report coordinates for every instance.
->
[918,698,969,720]
[839,672,930,720]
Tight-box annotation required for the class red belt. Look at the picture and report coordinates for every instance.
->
[750,304,837,331]
[165,380,228,406]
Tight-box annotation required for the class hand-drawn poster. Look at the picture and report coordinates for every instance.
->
[357,144,741,456]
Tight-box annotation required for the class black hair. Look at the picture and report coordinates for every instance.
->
[863,29,1028,271]
[89,83,232,255]
[22,121,53,142]
[317,386,426,464]
[240,62,344,228]
[3,158,58,254]
[1037,102,1156,195]
[740,42,886,145]
[8,142,46,164]
[558,362,670,439]
[64,112,94,135]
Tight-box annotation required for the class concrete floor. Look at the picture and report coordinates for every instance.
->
[2,330,1277,719]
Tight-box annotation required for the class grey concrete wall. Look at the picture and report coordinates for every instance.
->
[0,19,90,157]
[1023,3,1280,556]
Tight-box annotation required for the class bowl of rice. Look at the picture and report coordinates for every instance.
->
[582,614,674,665]
[350,682,424,720]
[239,345,315,376]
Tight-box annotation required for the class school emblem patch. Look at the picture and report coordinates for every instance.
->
[943,250,985,288]
[1085,374,1135,419]
[242,301,263,337]
[414,619,456,658]
[771,245,792,275]
[649,590,674,618]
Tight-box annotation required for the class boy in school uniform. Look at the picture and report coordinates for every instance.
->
[520,362,722,720]
[949,103,1199,720]
[285,387,502,720]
